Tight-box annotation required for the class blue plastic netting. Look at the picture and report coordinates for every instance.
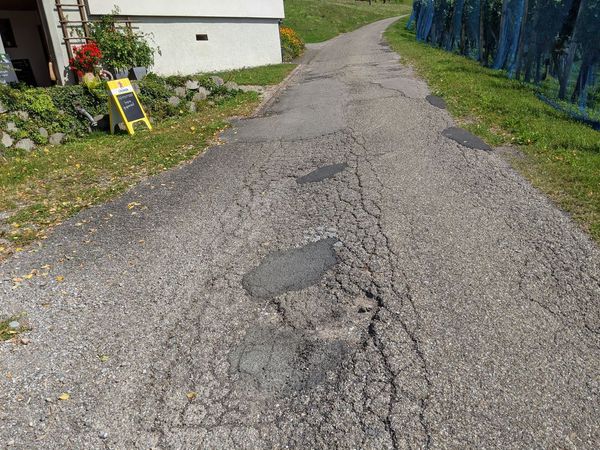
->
[407,0,600,125]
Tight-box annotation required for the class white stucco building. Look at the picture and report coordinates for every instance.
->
[0,0,284,85]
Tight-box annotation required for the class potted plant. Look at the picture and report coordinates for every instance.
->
[90,9,158,81]
[69,42,103,82]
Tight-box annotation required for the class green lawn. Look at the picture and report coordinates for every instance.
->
[284,0,411,43]
[0,93,262,259]
[385,20,600,243]
[213,64,297,86]
[0,62,299,259]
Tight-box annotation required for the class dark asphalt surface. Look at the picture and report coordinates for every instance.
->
[1,18,599,449]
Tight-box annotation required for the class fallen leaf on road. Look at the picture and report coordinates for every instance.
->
[58,393,70,401]
[55,276,64,282]
[98,355,109,362]
[127,202,141,210]
[186,392,198,401]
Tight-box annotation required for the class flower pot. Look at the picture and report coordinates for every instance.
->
[128,67,147,81]
[81,72,96,85]
[112,68,129,80]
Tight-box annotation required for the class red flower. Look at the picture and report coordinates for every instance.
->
[69,42,103,74]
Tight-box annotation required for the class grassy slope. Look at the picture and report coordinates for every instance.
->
[0,92,260,258]
[213,64,297,86]
[283,0,411,43]
[385,20,600,243]
[0,64,297,259]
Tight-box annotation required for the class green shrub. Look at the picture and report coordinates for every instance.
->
[280,26,305,61]
[136,73,174,119]
[0,72,240,148]
[90,9,158,71]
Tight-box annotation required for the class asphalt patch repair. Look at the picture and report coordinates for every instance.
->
[426,95,446,109]
[297,163,348,184]
[242,238,338,299]
[229,327,349,394]
[442,127,492,151]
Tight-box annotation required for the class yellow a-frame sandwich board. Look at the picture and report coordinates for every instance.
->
[107,78,152,135]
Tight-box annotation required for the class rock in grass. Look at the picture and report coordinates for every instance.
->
[188,101,196,113]
[15,138,35,151]
[49,132,65,146]
[8,321,20,329]
[174,86,187,98]
[0,102,7,114]
[239,85,265,94]
[185,80,199,90]
[1,132,13,147]
[38,128,49,143]
[225,81,239,91]
[16,110,29,121]
[7,122,18,133]
[192,88,209,102]
[211,76,224,86]
[168,96,181,107]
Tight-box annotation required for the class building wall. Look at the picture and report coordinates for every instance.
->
[37,0,285,83]
[86,0,285,20]
[38,0,75,84]
[0,9,52,86]
[132,18,282,75]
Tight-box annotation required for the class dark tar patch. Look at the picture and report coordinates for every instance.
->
[242,238,338,299]
[442,127,492,151]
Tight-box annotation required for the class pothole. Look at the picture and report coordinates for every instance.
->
[297,163,348,184]
[426,95,446,109]
[442,127,492,151]
[242,238,338,299]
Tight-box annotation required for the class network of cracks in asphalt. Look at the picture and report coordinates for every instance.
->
[225,129,432,449]
[147,110,480,448]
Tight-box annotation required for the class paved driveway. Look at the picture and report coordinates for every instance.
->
[1,18,599,449]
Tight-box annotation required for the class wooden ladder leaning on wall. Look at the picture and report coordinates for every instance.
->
[54,0,92,62]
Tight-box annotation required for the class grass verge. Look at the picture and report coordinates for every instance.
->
[284,0,411,43]
[385,20,600,243]
[0,91,260,259]
[213,64,297,86]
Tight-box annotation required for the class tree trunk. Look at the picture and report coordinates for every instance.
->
[514,0,530,79]
[558,40,577,100]
[478,0,485,63]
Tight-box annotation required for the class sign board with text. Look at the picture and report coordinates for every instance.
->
[106,78,151,135]
[0,53,18,84]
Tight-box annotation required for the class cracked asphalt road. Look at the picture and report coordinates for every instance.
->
[1,18,599,449]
